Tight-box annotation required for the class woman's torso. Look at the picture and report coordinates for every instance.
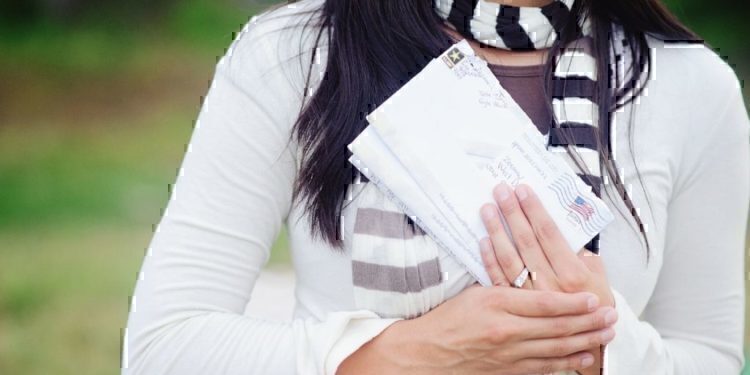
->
[270,0,708,326]
[288,57,669,325]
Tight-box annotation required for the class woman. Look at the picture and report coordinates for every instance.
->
[122,0,749,374]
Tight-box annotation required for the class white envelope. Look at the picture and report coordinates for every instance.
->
[348,39,614,286]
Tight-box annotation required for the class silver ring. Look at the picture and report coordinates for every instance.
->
[512,267,530,288]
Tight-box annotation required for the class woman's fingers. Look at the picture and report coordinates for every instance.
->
[492,287,598,317]
[508,326,615,358]
[578,248,606,274]
[493,182,555,289]
[512,266,534,290]
[515,183,589,290]
[479,203,530,289]
[510,306,618,340]
[479,237,510,286]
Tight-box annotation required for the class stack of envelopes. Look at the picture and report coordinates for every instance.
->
[347,40,614,287]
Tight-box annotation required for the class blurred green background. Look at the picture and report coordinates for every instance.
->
[0,0,747,374]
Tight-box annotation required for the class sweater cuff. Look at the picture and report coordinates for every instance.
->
[604,287,630,375]
[324,314,404,375]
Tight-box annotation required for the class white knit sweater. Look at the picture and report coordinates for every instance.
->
[122,1,750,374]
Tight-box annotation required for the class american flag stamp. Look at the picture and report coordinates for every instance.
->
[549,174,609,237]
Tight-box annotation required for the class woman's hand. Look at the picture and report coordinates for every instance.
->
[478,182,617,375]
[339,182,619,375]
[479,182,615,308]
[338,284,616,375]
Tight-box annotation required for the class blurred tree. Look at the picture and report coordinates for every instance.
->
[663,0,748,90]
[0,0,178,25]
[664,0,748,54]
[0,0,281,30]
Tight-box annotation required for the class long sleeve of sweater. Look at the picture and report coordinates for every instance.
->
[603,49,749,374]
[121,12,402,375]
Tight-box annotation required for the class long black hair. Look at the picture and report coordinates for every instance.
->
[286,0,701,261]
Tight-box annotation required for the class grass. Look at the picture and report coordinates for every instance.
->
[0,221,291,375]
[0,104,292,374]
[0,4,288,371]
[0,223,146,374]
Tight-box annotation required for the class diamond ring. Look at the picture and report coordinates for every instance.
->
[512,267,530,288]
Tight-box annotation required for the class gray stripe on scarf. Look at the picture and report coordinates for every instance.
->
[352,258,442,293]
[353,207,426,239]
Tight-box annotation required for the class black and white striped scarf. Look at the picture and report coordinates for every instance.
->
[347,0,634,321]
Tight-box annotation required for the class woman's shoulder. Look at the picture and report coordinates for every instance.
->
[639,32,748,162]
[239,0,326,48]
[217,0,327,95]
[643,33,743,107]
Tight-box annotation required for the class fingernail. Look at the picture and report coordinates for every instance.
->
[495,183,510,201]
[481,205,495,220]
[604,308,618,325]
[600,328,615,343]
[587,295,599,311]
[515,184,528,201]
[581,354,594,368]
